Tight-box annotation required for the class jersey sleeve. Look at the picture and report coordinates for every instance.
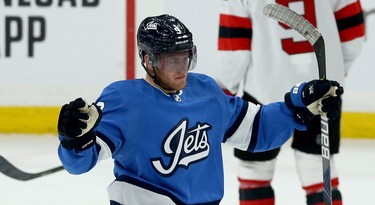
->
[217,0,252,94]
[334,0,365,74]
[94,82,129,160]
[248,102,306,152]
[57,144,99,175]
[222,97,306,152]
[57,82,126,175]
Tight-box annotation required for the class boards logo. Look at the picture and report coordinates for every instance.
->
[0,0,100,58]
[151,119,211,176]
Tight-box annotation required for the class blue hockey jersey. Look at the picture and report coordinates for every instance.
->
[58,73,305,205]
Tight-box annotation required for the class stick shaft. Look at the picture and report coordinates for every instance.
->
[264,3,332,204]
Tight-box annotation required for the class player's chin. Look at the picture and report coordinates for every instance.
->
[174,80,187,91]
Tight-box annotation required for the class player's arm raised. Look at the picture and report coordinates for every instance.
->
[248,79,343,152]
[57,98,102,174]
[284,80,344,124]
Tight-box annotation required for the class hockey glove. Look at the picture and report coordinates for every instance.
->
[57,97,102,150]
[284,80,343,124]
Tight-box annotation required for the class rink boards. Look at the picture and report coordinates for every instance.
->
[0,106,374,139]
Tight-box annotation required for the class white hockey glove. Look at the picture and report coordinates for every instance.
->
[58,98,102,150]
[284,80,343,124]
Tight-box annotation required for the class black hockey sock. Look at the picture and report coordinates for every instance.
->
[306,189,342,205]
[239,185,275,205]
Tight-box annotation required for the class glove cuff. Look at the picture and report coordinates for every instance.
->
[285,93,315,124]
[61,130,96,150]
[289,82,307,107]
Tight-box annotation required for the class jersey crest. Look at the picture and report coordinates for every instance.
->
[151,118,212,176]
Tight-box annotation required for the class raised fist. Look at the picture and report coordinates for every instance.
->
[58,98,102,150]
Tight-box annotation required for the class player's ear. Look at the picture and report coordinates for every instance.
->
[144,54,155,74]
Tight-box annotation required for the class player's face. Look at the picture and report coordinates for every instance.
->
[153,51,189,93]
[156,51,191,72]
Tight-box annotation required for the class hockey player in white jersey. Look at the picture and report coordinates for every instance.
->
[57,14,343,205]
[217,0,365,204]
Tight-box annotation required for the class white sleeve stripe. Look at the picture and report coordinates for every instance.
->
[96,136,112,160]
[225,103,260,151]
[107,180,176,205]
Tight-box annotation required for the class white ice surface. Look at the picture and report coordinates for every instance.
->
[0,134,374,204]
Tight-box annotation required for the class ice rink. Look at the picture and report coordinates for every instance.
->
[0,134,374,205]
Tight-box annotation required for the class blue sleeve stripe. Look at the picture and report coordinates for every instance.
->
[96,131,116,154]
[224,101,249,141]
[248,106,261,152]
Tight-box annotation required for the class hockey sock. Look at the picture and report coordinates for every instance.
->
[304,178,342,205]
[306,189,342,205]
[239,178,275,205]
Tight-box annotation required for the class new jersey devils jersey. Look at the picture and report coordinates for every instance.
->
[217,0,365,103]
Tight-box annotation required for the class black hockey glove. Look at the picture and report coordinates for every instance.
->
[284,80,343,124]
[58,98,102,150]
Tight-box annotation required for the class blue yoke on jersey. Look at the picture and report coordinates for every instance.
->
[58,73,305,205]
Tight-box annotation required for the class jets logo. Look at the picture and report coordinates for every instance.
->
[145,21,158,30]
[151,119,211,176]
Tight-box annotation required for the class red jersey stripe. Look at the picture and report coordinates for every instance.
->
[340,24,365,42]
[218,38,251,51]
[335,1,363,20]
[240,198,274,205]
[220,14,252,29]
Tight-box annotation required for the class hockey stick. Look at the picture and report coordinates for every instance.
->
[0,155,64,181]
[263,3,331,205]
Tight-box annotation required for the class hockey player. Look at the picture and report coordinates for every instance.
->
[57,14,343,205]
[217,0,365,204]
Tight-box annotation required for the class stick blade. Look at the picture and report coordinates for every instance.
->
[0,155,64,181]
[263,3,326,79]
[263,3,321,46]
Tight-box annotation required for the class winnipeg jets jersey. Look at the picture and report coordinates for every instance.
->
[217,0,365,103]
[58,73,305,205]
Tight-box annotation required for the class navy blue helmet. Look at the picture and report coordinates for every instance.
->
[137,14,197,70]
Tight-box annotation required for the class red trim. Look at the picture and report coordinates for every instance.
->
[334,1,362,20]
[219,14,252,28]
[339,24,365,42]
[222,89,236,96]
[126,0,136,80]
[238,177,272,189]
[311,200,342,205]
[303,177,340,194]
[240,198,275,205]
[218,38,251,51]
